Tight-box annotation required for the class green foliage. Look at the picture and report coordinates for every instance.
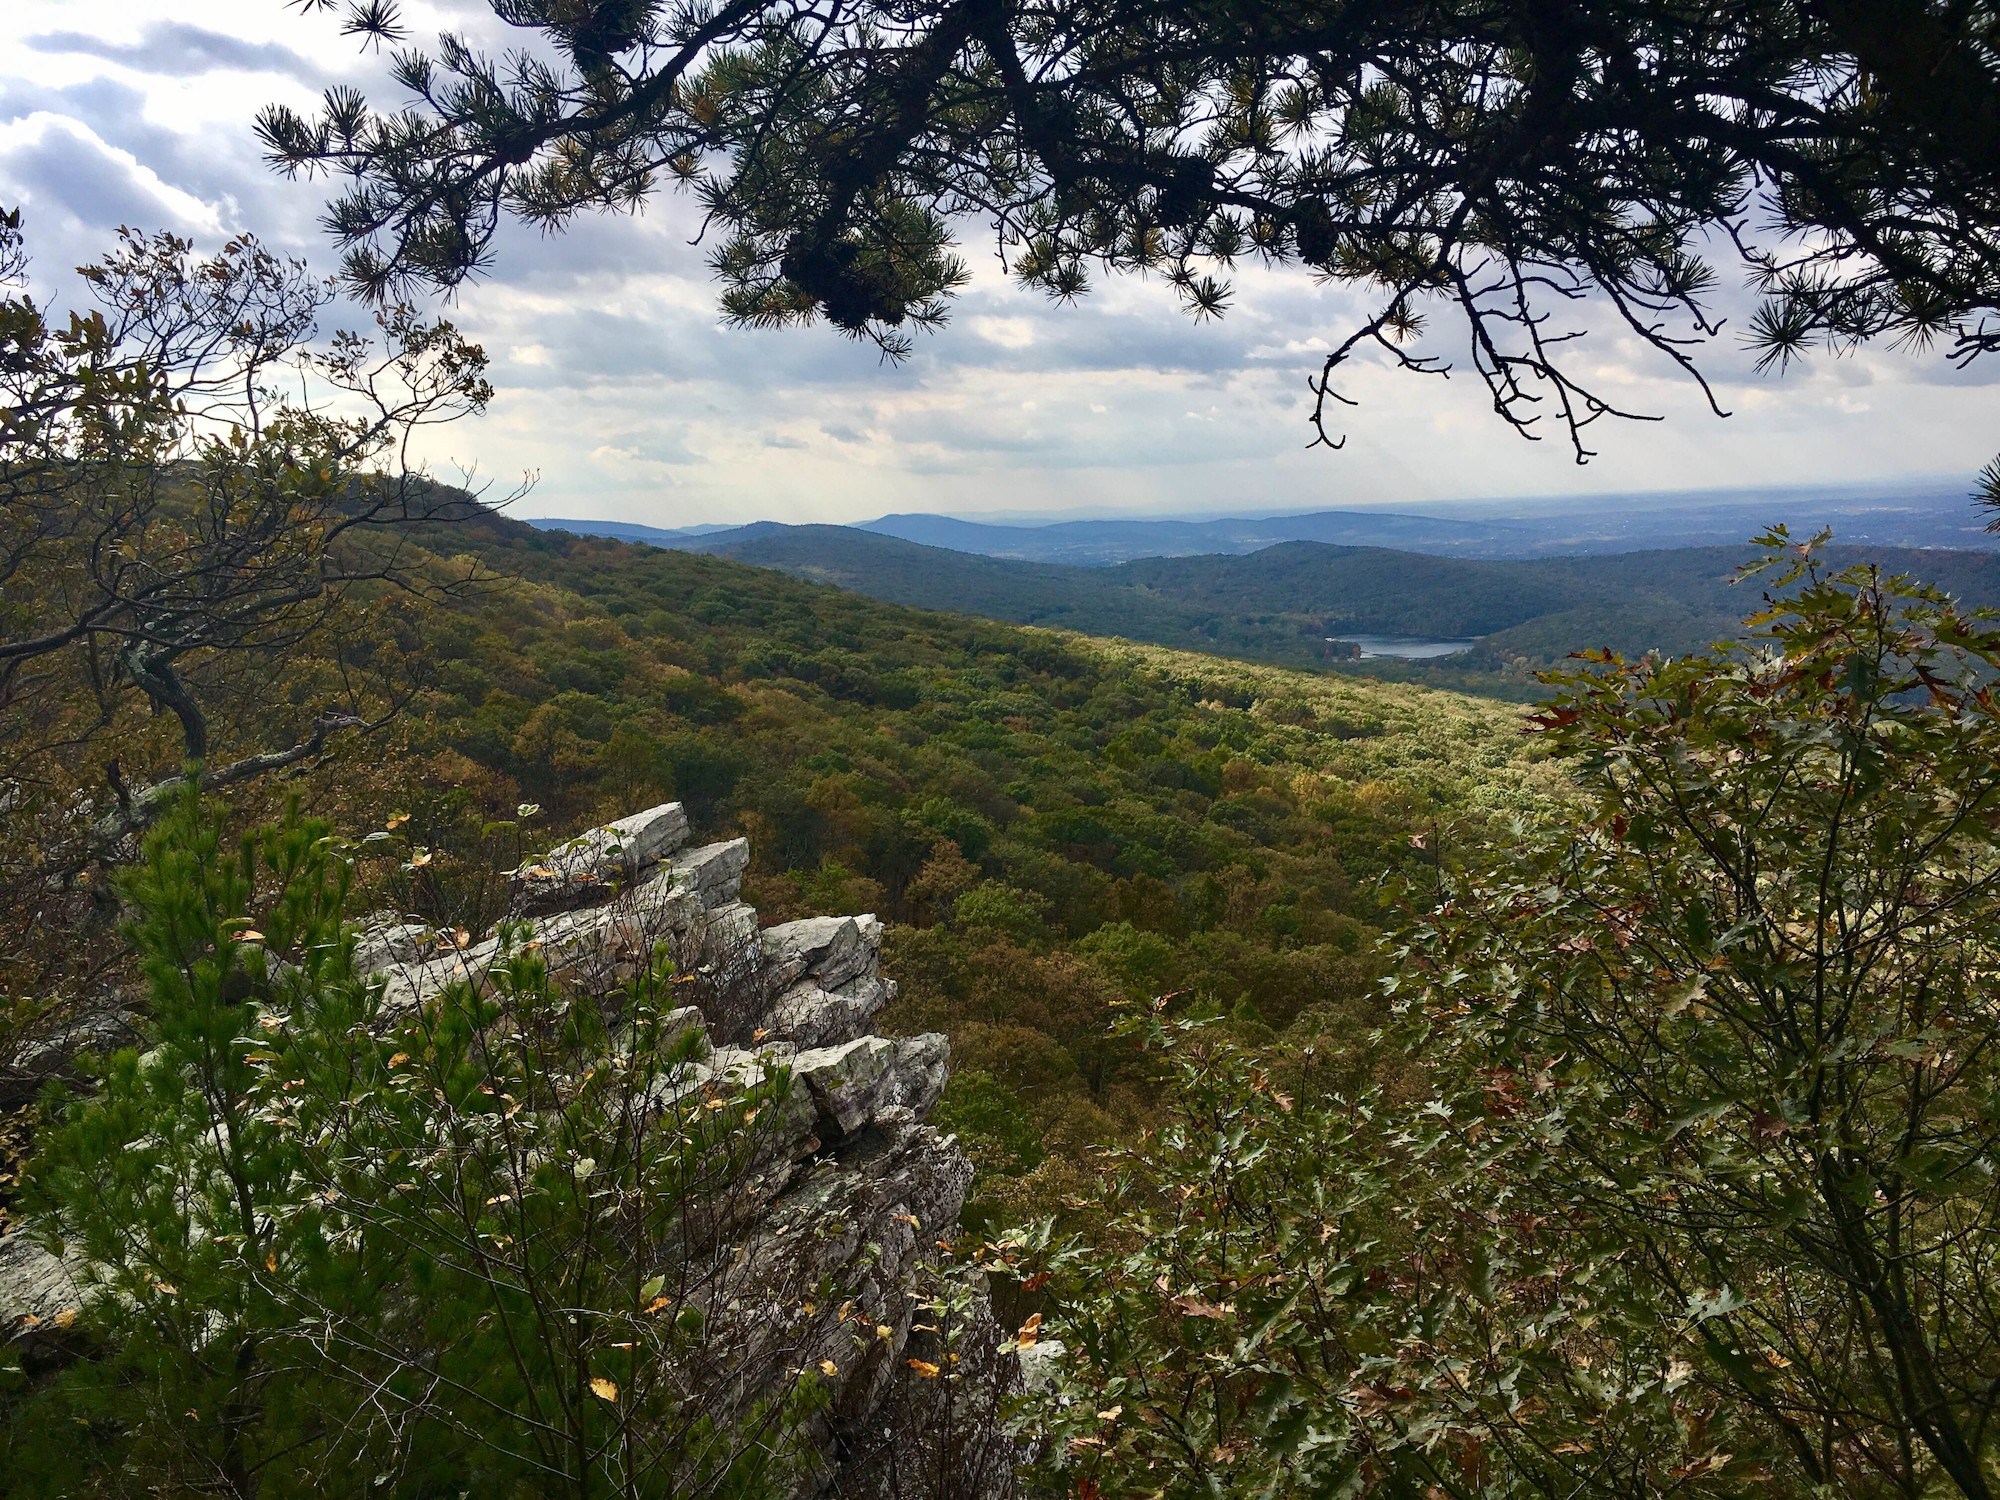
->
[11,790,821,1498]
[1011,537,2000,1498]
[380,517,1558,1211]
[950,883,1052,942]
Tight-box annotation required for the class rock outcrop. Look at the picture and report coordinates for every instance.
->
[1,800,1004,1494]
[360,801,1008,1494]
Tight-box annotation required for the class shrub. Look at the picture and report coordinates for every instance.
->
[11,789,822,1498]
[1011,538,2000,1499]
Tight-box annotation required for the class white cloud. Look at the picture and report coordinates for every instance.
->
[0,0,1989,530]
[0,111,224,236]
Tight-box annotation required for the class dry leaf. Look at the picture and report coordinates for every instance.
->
[1016,1312,1043,1349]
[589,1377,619,1403]
[907,1358,941,1379]
[1169,1294,1233,1321]
[818,1359,839,1377]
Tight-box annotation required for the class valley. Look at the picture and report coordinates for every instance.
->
[525,517,2000,698]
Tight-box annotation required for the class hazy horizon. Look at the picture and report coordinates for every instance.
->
[524,474,1982,535]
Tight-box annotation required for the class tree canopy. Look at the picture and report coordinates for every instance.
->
[267,1,2000,463]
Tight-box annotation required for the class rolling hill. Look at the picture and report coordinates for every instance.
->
[557,521,2000,695]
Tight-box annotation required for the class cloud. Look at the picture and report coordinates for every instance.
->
[0,0,1989,530]
[26,24,318,82]
[0,112,223,238]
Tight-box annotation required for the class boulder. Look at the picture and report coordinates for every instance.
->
[349,917,436,974]
[0,1232,84,1367]
[760,915,877,992]
[1,1001,139,1108]
[667,838,750,908]
[511,801,690,913]
[792,1033,950,1139]
[368,934,502,1019]
[758,974,894,1050]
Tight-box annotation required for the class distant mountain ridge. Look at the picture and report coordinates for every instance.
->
[854,508,1524,563]
[528,482,1993,565]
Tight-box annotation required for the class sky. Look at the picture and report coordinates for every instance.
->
[1,1,1993,529]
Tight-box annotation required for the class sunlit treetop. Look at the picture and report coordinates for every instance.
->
[264,1,2000,467]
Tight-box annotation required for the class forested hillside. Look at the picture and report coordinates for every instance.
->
[604,522,2000,694]
[392,512,1564,1218]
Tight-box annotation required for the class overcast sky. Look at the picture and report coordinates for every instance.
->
[2,1,1992,528]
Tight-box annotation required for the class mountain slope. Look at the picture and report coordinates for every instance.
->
[667,523,2000,688]
[373,508,1562,1214]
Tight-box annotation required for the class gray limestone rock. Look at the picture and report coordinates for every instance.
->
[791,1033,950,1139]
[758,974,893,1051]
[0,1232,84,1366]
[667,838,750,908]
[370,935,502,1019]
[2,1002,139,1108]
[350,918,436,975]
[511,801,690,913]
[760,915,877,992]
[5,803,998,1495]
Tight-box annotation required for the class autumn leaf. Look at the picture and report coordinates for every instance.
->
[906,1358,941,1378]
[589,1377,619,1403]
[1016,1312,1043,1348]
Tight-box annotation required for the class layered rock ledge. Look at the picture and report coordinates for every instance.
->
[1,801,1008,1495]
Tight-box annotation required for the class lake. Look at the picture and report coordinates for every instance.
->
[1331,633,1481,660]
